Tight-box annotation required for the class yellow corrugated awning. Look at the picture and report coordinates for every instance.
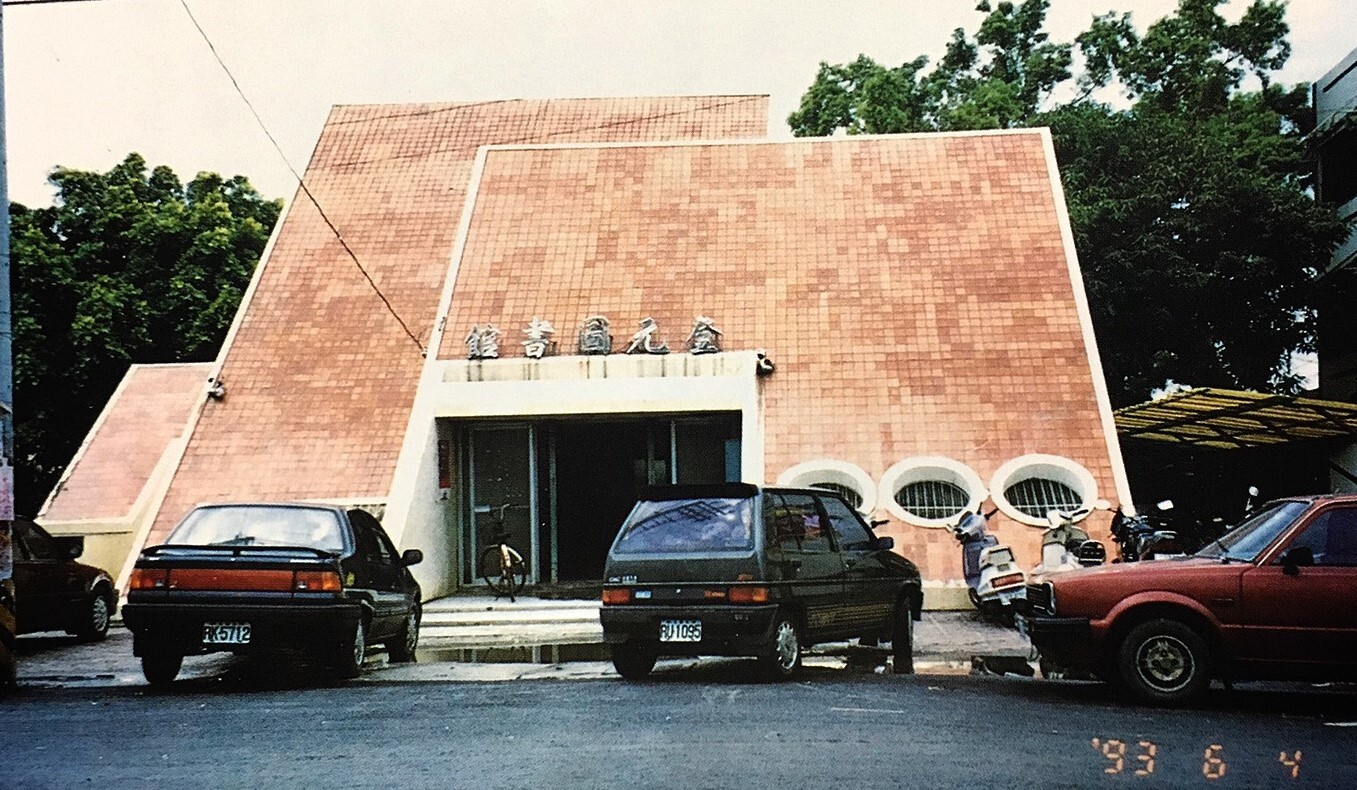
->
[1115,387,1357,450]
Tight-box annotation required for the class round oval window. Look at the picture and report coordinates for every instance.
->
[894,479,969,521]
[1003,477,1083,520]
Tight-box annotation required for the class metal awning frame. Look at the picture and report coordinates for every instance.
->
[1114,387,1357,450]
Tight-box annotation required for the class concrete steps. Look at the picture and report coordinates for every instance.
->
[419,595,602,646]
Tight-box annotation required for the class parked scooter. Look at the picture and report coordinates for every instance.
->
[952,507,1026,617]
[1244,485,1260,516]
[1032,499,1110,576]
[1110,500,1184,562]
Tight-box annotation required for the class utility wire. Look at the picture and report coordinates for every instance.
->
[3,0,117,6]
[177,0,427,355]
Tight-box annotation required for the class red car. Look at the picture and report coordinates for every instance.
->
[11,518,116,641]
[1020,494,1357,704]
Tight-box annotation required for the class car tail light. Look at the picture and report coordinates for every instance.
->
[129,568,169,590]
[602,588,631,605]
[991,573,1025,590]
[293,570,342,592]
[728,585,769,604]
[703,589,728,600]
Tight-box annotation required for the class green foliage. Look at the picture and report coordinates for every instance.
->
[11,154,281,513]
[787,0,1072,134]
[789,0,1348,405]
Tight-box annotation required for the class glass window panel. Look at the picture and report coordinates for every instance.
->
[895,480,969,520]
[819,495,874,551]
[1004,478,1082,519]
[766,493,832,554]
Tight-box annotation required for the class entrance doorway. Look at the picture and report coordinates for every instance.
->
[455,413,741,585]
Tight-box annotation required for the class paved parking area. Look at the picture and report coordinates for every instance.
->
[10,608,1031,689]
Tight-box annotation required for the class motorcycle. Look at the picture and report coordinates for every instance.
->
[952,507,1026,617]
[1032,499,1110,576]
[1110,500,1184,562]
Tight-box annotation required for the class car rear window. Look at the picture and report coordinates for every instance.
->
[613,497,755,554]
[167,506,346,553]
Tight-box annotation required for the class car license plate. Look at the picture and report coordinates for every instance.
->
[659,619,701,642]
[203,622,252,645]
[997,587,1025,602]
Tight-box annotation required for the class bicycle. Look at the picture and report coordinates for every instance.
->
[479,504,528,601]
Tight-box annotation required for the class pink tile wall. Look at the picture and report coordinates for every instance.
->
[441,133,1118,577]
[44,364,212,522]
[148,97,770,544]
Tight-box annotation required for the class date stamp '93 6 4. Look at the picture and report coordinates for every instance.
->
[1091,738,1306,781]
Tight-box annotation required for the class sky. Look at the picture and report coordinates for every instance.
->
[3,0,1355,208]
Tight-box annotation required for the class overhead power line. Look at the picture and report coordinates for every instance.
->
[177,0,427,356]
[3,0,119,6]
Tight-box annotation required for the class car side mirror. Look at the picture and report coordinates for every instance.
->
[401,548,424,567]
[1281,546,1313,576]
[54,535,84,561]
[874,536,894,551]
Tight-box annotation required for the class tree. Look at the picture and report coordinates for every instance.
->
[789,0,1349,405]
[11,154,282,514]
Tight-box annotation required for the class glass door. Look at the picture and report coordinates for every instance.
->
[466,425,538,585]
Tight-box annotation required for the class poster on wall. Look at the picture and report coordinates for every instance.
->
[0,461,13,521]
[0,461,13,581]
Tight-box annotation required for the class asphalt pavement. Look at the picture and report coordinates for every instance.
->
[2,666,1354,789]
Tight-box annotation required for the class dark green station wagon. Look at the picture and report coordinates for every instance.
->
[600,484,922,680]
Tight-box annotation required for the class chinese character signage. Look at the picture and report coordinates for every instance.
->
[463,314,730,360]
[522,317,557,359]
[465,325,503,360]
[625,317,670,355]
[577,315,612,355]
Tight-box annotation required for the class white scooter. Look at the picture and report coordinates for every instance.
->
[1032,499,1111,577]
[953,508,1027,618]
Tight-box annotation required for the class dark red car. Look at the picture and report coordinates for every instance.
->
[1020,494,1357,704]
[12,518,116,641]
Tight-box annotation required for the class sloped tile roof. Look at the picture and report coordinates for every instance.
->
[439,132,1118,573]
[41,363,212,522]
[148,96,769,543]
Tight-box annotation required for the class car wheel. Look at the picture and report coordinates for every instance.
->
[1117,618,1211,705]
[334,619,366,679]
[761,612,802,681]
[610,641,658,680]
[74,590,112,643]
[387,606,420,663]
[891,600,914,675]
[141,651,183,687]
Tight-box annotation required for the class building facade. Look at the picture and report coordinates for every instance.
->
[46,97,1131,605]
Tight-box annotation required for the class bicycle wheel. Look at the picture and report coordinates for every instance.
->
[481,545,528,600]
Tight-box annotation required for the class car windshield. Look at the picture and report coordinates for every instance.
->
[613,497,755,554]
[166,506,345,553]
[1194,500,1309,563]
